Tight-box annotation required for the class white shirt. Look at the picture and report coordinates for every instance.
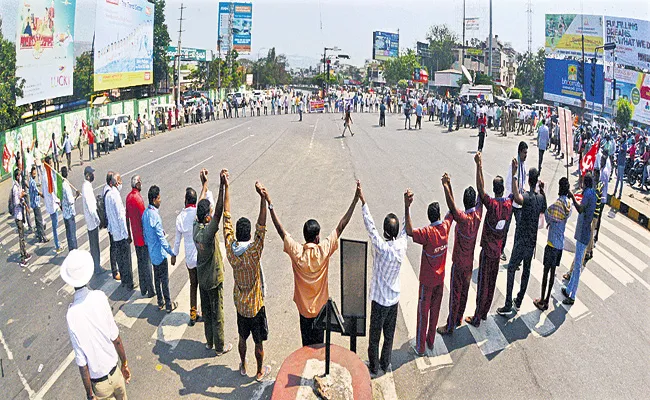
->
[105,186,128,241]
[362,204,407,307]
[174,206,198,269]
[42,168,60,215]
[505,158,528,209]
[67,287,119,379]
[82,180,100,231]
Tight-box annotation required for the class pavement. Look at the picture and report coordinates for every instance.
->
[0,110,649,399]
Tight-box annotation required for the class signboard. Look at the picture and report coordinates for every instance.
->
[373,31,399,61]
[466,48,484,57]
[15,0,76,106]
[465,17,480,31]
[340,239,367,337]
[218,2,253,54]
[94,0,154,91]
[417,41,429,58]
[604,17,650,70]
[605,68,650,125]
[543,58,604,112]
[309,100,325,113]
[558,107,574,161]
[167,46,207,62]
[245,73,253,86]
[545,14,604,57]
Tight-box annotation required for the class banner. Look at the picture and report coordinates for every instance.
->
[15,0,76,106]
[604,68,650,125]
[604,17,650,71]
[373,31,399,61]
[465,17,479,31]
[309,100,325,113]
[558,107,574,161]
[543,58,604,112]
[545,14,604,57]
[167,46,207,62]
[94,0,155,91]
[218,2,252,54]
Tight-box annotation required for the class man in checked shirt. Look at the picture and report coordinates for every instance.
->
[357,182,408,378]
[223,176,271,382]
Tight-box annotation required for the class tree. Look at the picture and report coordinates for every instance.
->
[458,72,494,86]
[312,72,337,88]
[507,87,522,100]
[615,98,633,129]
[424,24,459,73]
[251,48,292,88]
[73,51,95,99]
[152,0,171,91]
[515,48,545,104]
[0,18,26,132]
[382,49,420,85]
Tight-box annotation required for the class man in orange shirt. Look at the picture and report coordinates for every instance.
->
[265,181,361,346]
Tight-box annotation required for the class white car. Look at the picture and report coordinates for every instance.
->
[592,115,612,130]
[98,114,128,148]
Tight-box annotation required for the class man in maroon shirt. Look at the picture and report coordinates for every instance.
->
[437,173,483,334]
[125,175,154,297]
[466,153,513,327]
[405,186,454,356]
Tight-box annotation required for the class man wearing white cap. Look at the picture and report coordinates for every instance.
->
[63,250,131,400]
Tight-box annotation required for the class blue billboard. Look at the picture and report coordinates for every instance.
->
[543,58,604,112]
[218,2,252,54]
[373,31,399,61]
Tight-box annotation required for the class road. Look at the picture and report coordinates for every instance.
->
[0,109,649,399]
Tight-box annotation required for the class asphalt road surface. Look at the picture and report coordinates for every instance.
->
[1,109,649,399]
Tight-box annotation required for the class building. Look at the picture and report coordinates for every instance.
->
[451,35,519,88]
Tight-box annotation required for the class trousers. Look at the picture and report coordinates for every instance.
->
[299,311,324,347]
[416,283,444,354]
[368,301,398,373]
[87,227,101,273]
[64,216,78,250]
[92,365,127,400]
[112,238,133,286]
[153,258,171,309]
[200,284,225,351]
[446,263,472,329]
[566,241,588,299]
[50,212,60,250]
[504,242,534,308]
[16,218,27,260]
[471,249,500,324]
[32,205,46,241]
[136,245,154,297]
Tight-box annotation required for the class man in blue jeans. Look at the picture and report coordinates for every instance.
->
[142,185,178,313]
[613,138,627,199]
[562,173,596,305]
[43,156,64,254]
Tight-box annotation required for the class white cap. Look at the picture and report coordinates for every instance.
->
[60,250,94,288]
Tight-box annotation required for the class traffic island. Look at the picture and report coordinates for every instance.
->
[271,344,372,400]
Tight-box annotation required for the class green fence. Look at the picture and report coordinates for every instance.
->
[0,92,223,181]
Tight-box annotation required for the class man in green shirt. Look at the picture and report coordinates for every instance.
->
[193,168,232,356]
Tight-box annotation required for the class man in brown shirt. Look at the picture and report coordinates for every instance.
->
[265,181,361,346]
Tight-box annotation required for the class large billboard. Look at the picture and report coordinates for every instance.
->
[167,46,207,62]
[217,2,252,54]
[605,68,650,125]
[94,0,154,91]
[15,0,76,106]
[373,31,399,61]
[545,14,604,57]
[604,17,650,71]
[543,58,604,112]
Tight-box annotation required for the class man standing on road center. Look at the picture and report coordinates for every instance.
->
[502,141,528,261]
[105,173,134,288]
[126,175,155,298]
[82,166,101,273]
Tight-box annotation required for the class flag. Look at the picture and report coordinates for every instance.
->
[2,144,11,172]
[581,139,600,176]
[43,162,64,202]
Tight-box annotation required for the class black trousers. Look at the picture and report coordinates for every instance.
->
[501,207,521,253]
[539,149,545,172]
[478,132,485,152]
[368,301,398,373]
[299,310,324,347]
[504,242,534,308]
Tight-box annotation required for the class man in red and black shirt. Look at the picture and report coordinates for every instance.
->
[466,153,513,327]
[125,175,154,297]
[437,173,483,334]
[405,187,454,356]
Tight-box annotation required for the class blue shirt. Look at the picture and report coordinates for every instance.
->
[617,143,627,168]
[29,177,40,209]
[416,104,423,117]
[574,188,597,245]
[142,205,175,265]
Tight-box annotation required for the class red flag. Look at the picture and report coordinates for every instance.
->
[580,139,600,176]
[44,162,55,194]
[2,144,11,172]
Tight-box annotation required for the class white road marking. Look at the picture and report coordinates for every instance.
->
[308,119,319,152]
[150,280,191,349]
[232,134,253,147]
[600,218,649,271]
[373,369,399,400]
[183,155,214,174]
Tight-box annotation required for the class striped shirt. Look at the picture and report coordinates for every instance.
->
[545,196,571,250]
[362,204,407,307]
[223,212,266,318]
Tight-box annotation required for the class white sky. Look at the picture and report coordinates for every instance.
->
[2,0,649,67]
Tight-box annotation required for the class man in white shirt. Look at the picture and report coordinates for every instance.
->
[43,156,64,254]
[173,187,202,326]
[61,166,79,251]
[105,172,134,289]
[63,250,131,400]
[63,129,73,172]
[82,166,101,273]
[503,141,529,261]
[358,182,408,377]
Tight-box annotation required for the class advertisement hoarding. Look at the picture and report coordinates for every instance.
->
[604,17,650,71]
[94,0,154,91]
[373,31,399,61]
[416,41,429,58]
[543,58,604,112]
[167,46,207,62]
[605,68,650,125]
[15,0,76,106]
[545,14,604,57]
[465,17,480,31]
[218,2,252,54]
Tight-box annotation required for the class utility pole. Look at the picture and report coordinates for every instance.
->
[527,0,532,54]
[462,0,466,69]
[228,3,234,92]
[217,38,222,99]
[175,3,185,107]
[488,0,493,78]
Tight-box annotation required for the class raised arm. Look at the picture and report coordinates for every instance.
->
[264,189,285,240]
[335,180,361,237]
[255,181,267,227]
[198,169,209,202]
[212,169,227,224]
[404,188,414,237]
[475,152,486,199]
[441,173,460,217]
[511,158,524,206]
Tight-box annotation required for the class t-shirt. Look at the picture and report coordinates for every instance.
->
[480,193,513,259]
[575,187,597,245]
[514,191,547,250]
[412,213,454,287]
[451,198,483,269]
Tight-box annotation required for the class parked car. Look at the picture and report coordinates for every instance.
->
[98,114,127,149]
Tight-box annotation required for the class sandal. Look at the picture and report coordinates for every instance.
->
[562,273,571,281]
[465,316,479,328]
[239,361,247,376]
[256,365,271,382]
[216,343,233,356]
[166,301,178,313]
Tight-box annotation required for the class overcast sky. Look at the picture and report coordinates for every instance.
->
[2,0,649,68]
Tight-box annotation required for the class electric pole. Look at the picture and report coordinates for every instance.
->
[488,0,493,78]
[462,0,466,69]
[175,3,185,107]
[527,0,532,54]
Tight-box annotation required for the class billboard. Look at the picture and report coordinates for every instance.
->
[605,17,650,71]
[416,41,429,58]
[543,58,604,112]
[218,2,252,54]
[94,0,154,91]
[15,0,76,106]
[545,14,604,57]
[373,31,399,61]
[167,46,207,62]
[465,17,479,31]
[605,68,650,125]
